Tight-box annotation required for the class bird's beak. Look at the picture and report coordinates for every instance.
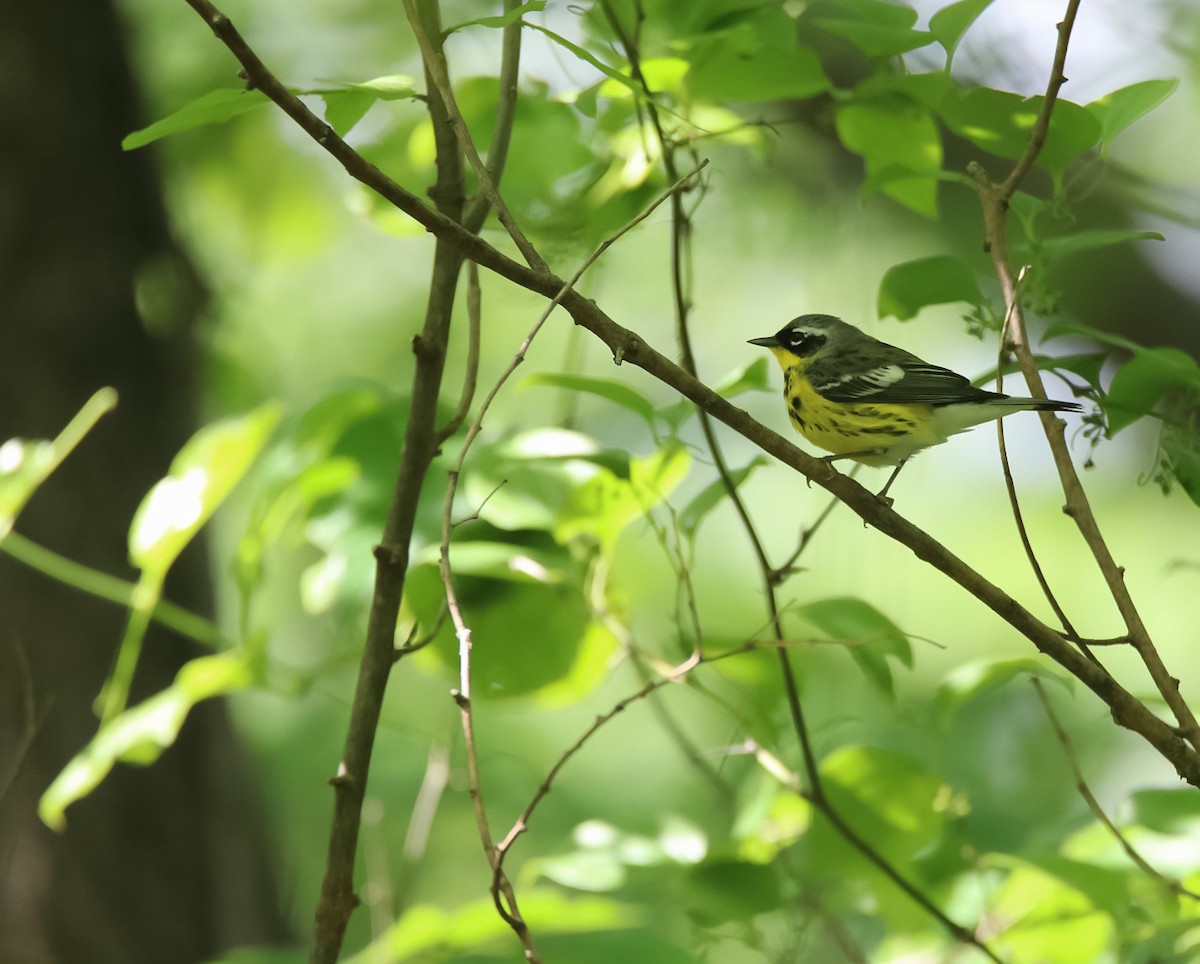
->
[747,336,780,348]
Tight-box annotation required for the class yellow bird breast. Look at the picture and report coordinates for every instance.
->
[781,364,941,467]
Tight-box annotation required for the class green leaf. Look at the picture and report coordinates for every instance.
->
[39,653,255,830]
[928,0,996,60]
[938,87,1100,174]
[679,457,768,538]
[521,22,644,100]
[684,860,783,925]
[1088,79,1178,156]
[1039,229,1164,265]
[714,357,771,398]
[1130,788,1200,835]
[807,747,942,869]
[539,849,627,892]
[1104,348,1200,435]
[1042,320,1146,354]
[836,97,942,216]
[408,562,591,699]
[414,540,566,584]
[556,444,690,549]
[815,19,933,59]
[346,889,644,963]
[521,373,658,428]
[685,15,829,103]
[877,255,984,320]
[0,388,118,540]
[1040,352,1107,391]
[988,859,1114,963]
[937,657,1072,720]
[800,597,912,696]
[130,404,282,576]
[1163,426,1200,508]
[444,0,546,33]
[122,88,271,150]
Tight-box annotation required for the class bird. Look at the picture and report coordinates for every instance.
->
[748,314,1082,499]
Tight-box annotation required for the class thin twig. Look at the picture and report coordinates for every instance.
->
[435,163,706,959]
[463,0,522,231]
[0,642,48,803]
[436,260,482,444]
[993,275,1096,665]
[1032,678,1200,902]
[402,0,546,270]
[999,0,1083,200]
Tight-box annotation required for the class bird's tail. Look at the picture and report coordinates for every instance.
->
[1004,396,1082,414]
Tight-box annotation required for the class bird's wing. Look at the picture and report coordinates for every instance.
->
[811,360,993,406]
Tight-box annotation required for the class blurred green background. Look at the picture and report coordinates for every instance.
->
[4,0,1200,961]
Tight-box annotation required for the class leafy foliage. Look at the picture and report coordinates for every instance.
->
[21,0,1200,961]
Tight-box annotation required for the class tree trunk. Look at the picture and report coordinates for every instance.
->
[0,0,289,960]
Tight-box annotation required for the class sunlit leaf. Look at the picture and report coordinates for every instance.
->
[540,850,627,892]
[556,443,690,549]
[122,88,270,150]
[686,32,828,102]
[988,858,1114,962]
[1088,79,1178,156]
[836,97,942,216]
[806,747,943,869]
[39,653,255,830]
[130,404,282,576]
[414,540,567,584]
[0,388,117,540]
[877,255,984,320]
[715,357,772,398]
[815,19,933,58]
[1131,788,1200,835]
[346,889,644,963]
[938,87,1100,173]
[407,563,591,699]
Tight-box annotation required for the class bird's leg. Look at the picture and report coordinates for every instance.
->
[875,460,908,504]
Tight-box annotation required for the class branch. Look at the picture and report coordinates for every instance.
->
[967,0,1200,750]
[435,165,705,960]
[402,0,546,270]
[999,0,1083,200]
[1032,679,1200,902]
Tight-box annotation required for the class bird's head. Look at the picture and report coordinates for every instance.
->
[748,314,849,369]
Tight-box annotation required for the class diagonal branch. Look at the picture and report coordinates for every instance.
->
[183,0,1200,813]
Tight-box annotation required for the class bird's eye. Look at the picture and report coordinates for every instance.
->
[785,330,824,356]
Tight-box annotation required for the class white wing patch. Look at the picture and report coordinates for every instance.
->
[814,363,905,398]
